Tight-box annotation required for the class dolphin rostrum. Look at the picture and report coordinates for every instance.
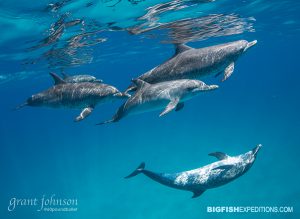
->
[98,78,218,124]
[16,72,127,122]
[125,40,257,93]
[125,144,262,198]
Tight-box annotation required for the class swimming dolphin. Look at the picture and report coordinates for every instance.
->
[98,79,218,124]
[125,40,257,93]
[61,72,103,83]
[16,72,127,122]
[125,144,262,198]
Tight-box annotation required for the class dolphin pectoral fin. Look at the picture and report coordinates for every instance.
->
[192,189,205,198]
[212,164,234,171]
[175,102,184,112]
[75,107,94,122]
[13,102,28,111]
[159,98,180,117]
[222,62,234,82]
[208,152,229,160]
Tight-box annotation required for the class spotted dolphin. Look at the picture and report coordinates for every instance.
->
[125,144,262,198]
[61,72,103,83]
[98,78,218,124]
[16,72,127,122]
[125,40,257,93]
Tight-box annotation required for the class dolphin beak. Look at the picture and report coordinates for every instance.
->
[203,85,218,91]
[113,92,123,97]
[252,144,262,157]
[209,85,219,90]
[114,92,131,98]
[122,92,131,98]
[195,84,218,92]
[244,40,257,51]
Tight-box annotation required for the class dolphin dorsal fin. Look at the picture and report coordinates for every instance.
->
[61,72,69,79]
[208,152,229,160]
[174,43,192,55]
[49,72,66,85]
[131,79,150,90]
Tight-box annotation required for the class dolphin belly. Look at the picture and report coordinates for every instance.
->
[40,97,95,109]
[127,99,169,116]
[143,170,190,191]
[37,87,104,109]
[144,58,231,84]
[187,161,246,189]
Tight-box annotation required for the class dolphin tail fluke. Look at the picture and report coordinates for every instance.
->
[96,113,121,125]
[13,102,28,111]
[97,108,123,125]
[125,162,145,179]
[96,119,116,125]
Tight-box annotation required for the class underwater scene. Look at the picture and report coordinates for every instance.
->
[0,0,300,218]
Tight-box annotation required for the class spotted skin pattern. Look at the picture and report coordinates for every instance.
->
[125,40,257,93]
[27,82,122,108]
[63,74,103,83]
[19,79,127,121]
[126,145,262,198]
[101,79,218,124]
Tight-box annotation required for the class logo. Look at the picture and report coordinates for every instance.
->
[8,194,78,212]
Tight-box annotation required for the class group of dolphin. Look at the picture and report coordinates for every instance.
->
[17,39,262,198]
[17,39,257,124]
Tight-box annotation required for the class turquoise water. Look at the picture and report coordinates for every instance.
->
[0,0,299,218]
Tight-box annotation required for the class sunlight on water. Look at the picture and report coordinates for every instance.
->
[0,0,299,75]
[0,1,299,219]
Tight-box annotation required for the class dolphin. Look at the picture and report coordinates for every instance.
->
[125,40,257,93]
[61,72,103,83]
[125,144,262,198]
[16,72,127,122]
[98,79,218,124]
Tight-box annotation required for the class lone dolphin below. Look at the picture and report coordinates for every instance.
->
[16,72,127,122]
[98,79,218,124]
[125,40,257,93]
[61,72,103,83]
[126,144,262,198]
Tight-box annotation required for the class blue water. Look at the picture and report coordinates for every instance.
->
[0,0,300,218]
